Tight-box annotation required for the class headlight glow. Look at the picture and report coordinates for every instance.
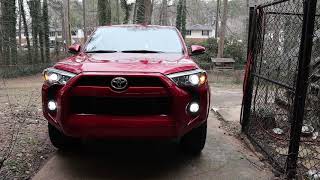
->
[43,68,76,85]
[48,100,57,111]
[189,102,200,113]
[167,69,207,87]
[189,74,200,85]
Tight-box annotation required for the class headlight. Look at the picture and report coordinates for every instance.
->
[167,69,207,87]
[43,68,76,85]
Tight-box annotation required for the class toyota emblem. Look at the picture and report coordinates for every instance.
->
[110,77,128,90]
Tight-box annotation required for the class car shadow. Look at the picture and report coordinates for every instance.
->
[56,140,200,179]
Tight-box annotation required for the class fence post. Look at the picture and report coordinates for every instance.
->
[241,7,257,132]
[286,0,317,178]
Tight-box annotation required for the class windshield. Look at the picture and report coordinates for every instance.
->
[85,26,184,54]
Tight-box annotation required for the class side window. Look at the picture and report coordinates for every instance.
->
[202,30,209,36]
[186,30,191,36]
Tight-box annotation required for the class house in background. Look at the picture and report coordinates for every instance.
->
[16,27,84,48]
[186,24,215,42]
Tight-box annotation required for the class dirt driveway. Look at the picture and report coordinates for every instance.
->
[0,74,273,180]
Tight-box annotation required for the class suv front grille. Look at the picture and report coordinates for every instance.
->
[70,96,171,115]
[75,76,165,87]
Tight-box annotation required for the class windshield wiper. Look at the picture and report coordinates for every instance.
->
[121,50,164,53]
[85,50,118,53]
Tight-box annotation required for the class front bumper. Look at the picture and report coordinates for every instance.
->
[42,71,210,139]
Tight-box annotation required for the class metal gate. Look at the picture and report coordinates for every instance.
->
[241,0,320,178]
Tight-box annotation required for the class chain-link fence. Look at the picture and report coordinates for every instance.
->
[241,0,320,178]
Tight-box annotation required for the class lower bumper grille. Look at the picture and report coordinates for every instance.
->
[70,96,171,115]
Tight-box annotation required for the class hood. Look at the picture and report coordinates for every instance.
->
[53,53,199,75]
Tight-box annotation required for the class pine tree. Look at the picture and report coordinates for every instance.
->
[98,0,107,25]
[175,0,182,31]
[120,0,131,24]
[135,0,145,23]
[106,0,111,25]
[43,0,50,63]
[176,0,186,39]
[98,0,112,25]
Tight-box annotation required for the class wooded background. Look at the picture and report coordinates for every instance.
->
[0,0,249,75]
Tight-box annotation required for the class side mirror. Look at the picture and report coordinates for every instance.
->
[68,44,81,54]
[190,45,206,56]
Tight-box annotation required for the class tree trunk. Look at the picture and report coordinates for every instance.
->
[215,0,220,38]
[98,0,107,25]
[83,0,87,42]
[159,0,168,25]
[1,0,9,65]
[18,11,22,52]
[176,0,182,31]
[106,0,111,25]
[19,0,31,64]
[39,29,44,63]
[120,0,131,24]
[29,0,40,64]
[0,0,2,65]
[217,0,228,58]
[181,0,186,39]
[116,0,120,24]
[133,1,137,23]
[136,0,145,24]
[43,0,50,63]
[7,0,17,65]
[63,0,71,48]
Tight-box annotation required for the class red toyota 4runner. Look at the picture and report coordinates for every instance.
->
[42,25,210,154]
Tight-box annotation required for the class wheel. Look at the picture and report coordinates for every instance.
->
[180,121,207,154]
[48,123,80,150]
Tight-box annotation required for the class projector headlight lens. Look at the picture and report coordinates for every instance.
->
[167,69,207,87]
[43,68,76,85]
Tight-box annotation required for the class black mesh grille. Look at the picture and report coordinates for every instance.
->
[70,96,171,115]
[75,76,165,87]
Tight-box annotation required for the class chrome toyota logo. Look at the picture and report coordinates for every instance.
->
[110,77,128,90]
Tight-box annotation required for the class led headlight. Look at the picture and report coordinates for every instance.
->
[43,68,76,85]
[167,69,207,87]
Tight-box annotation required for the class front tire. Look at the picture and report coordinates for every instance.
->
[180,121,207,154]
[48,123,80,150]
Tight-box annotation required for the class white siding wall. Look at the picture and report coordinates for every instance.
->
[186,30,215,39]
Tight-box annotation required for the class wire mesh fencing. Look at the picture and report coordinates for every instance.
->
[241,0,320,178]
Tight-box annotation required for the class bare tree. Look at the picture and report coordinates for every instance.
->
[159,0,168,25]
[83,0,87,42]
[217,0,228,58]
[19,0,32,63]
[215,0,220,38]
[63,0,71,47]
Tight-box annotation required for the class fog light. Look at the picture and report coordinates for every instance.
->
[189,102,200,113]
[48,101,57,111]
